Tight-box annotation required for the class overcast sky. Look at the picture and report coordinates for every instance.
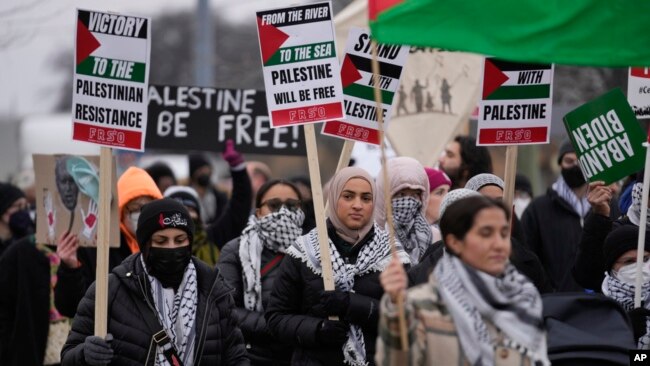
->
[0,0,298,119]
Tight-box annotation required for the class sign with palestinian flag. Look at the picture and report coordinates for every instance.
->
[477,58,554,145]
[72,9,151,151]
[256,2,344,127]
[563,88,646,185]
[627,67,650,120]
[322,27,409,145]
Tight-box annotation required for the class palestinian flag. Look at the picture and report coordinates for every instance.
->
[483,59,552,101]
[369,0,650,67]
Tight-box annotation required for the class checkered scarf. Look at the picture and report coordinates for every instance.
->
[287,224,410,366]
[602,272,650,349]
[627,183,650,229]
[552,175,590,219]
[392,196,433,265]
[434,254,549,366]
[240,207,305,311]
[141,256,198,366]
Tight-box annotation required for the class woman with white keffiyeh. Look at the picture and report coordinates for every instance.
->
[217,179,305,365]
[600,225,650,349]
[378,195,550,366]
[266,167,410,366]
[61,199,249,366]
[375,157,434,265]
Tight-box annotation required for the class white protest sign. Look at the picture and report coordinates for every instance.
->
[322,27,409,145]
[628,67,650,120]
[72,9,151,151]
[256,2,345,127]
[477,58,554,145]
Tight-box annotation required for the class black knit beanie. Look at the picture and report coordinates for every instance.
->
[188,154,210,179]
[557,140,575,165]
[0,183,25,217]
[136,198,195,254]
[603,225,650,272]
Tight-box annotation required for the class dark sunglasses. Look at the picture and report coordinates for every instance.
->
[260,198,301,212]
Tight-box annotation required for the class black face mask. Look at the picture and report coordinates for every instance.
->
[561,165,587,188]
[9,209,34,239]
[145,246,191,289]
[196,174,211,187]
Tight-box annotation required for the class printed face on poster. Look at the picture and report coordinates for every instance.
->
[146,85,306,155]
[563,88,647,185]
[321,27,409,145]
[72,9,151,151]
[477,58,554,146]
[256,2,345,127]
[34,154,119,247]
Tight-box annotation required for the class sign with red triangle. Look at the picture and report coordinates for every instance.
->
[477,57,554,145]
[322,27,410,145]
[255,2,345,128]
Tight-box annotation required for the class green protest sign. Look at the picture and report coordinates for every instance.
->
[563,88,647,185]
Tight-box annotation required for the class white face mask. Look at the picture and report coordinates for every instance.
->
[513,197,531,218]
[127,211,140,235]
[614,261,650,286]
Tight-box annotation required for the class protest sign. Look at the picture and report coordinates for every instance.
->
[146,85,306,155]
[478,58,554,145]
[256,2,344,127]
[563,88,647,185]
[627,67,650,120]
[34,154,119,247]
[72,9,151,151]
[322,27,409,145]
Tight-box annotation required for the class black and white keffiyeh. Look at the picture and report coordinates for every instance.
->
[392,196,433,265]
[434,254,549,366]
[240,207,304,311]
[141,255,198,366]
[465,173,505,192]
[627,183,650,229]
[602,272,650,349]
[287,224,410,366]
[552,175,590,219]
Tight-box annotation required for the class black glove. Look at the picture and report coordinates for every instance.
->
[628,308,650,342]
[83,334,114,366]
[316,320,349,346]
[313,290,350,318]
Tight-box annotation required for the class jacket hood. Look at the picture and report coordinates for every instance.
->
[117,167,162,253]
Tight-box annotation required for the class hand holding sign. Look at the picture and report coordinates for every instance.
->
[81,199,99,239]
[56,231,80,269]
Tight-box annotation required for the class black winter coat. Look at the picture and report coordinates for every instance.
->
[206,168,253,250]
[573,214,632,291]
[0,236,50,366]
[217,237,292,365]
[521,188,606,292]
[61,254,249,366]
[265,227,384,366]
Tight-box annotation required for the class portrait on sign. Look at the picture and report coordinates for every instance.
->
[34,154,120,247]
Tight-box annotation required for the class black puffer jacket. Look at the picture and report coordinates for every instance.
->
[61,254,249,366]
[265,226,384,366]
[217,237,292,365]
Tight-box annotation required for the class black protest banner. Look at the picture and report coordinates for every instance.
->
[146,85,306,155]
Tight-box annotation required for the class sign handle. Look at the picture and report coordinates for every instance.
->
[371,40,409,351]
[94,147,112,336]
[503,145,519,212]
[634,142,650,308]
[325,140,355,212]
[303,124,337,320]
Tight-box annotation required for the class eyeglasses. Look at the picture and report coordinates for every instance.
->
[260,198,301,212]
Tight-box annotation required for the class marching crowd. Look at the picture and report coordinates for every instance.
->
[0,135,647,365]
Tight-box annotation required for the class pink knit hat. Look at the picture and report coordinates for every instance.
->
[424,167,452,192]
